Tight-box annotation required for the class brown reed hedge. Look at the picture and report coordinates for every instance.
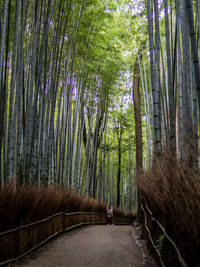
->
[138,155,200,267]
[0,184,135,233]
[0,184,135,265]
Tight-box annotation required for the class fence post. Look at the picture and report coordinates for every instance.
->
[63,210,65,232]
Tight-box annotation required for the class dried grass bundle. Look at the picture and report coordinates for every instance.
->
[138,154,200,266]
[0,183,135,233]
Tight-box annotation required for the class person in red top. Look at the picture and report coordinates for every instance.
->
[106,203,113,225]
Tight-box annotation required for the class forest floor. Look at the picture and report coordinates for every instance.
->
[9,225,157,267]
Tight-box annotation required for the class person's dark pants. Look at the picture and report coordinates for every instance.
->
[107,216,112,224]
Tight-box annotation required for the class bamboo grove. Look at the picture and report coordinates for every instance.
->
[146,0,200,168]
[0,0,200,210]
[0,0,138,210]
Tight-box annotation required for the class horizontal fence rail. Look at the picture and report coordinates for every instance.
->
[141,199,188,267]
[0,211,132,266]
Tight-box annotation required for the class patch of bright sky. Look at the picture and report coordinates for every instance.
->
[114,0,165,19]
[115,0,145,15]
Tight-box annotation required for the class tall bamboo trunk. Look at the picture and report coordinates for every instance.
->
[116,126,122,208]
[146,0,161,156]
[133,47,143,213]
[6,0,21,179]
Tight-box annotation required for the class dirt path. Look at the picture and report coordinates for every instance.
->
[10,225,156,267]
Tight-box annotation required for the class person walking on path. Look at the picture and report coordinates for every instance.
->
[106,203,113,225]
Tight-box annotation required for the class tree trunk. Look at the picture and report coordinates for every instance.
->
[117,135,121,208]
[133,48,143,213]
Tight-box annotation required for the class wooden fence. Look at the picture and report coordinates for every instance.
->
[141,199,188,267]
[0,212,132,266]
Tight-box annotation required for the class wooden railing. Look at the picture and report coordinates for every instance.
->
[0,212,132,266]
[141,199,188,267]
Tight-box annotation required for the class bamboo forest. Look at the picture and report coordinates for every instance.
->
[0,0,200,266]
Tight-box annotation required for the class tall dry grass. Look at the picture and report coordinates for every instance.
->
[0,183,135,233]
[138,154,200,266]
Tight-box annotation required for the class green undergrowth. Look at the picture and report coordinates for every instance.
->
[138,154,200,267]
[0,183,136,232]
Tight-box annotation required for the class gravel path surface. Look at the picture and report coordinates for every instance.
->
[10,225,156,267]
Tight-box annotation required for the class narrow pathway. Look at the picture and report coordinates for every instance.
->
[10,226,155,267]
